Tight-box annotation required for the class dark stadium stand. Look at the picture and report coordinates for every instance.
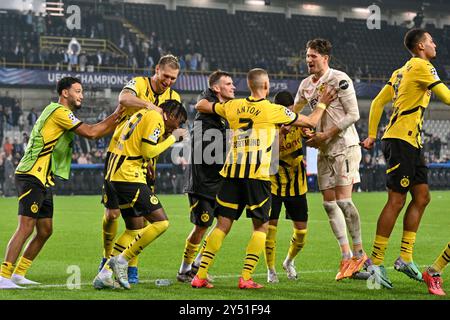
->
[1,3,449,79]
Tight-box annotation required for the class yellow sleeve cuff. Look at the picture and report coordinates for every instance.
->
[316,103,326,110]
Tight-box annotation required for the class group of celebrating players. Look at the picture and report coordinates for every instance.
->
[0,28,449,297]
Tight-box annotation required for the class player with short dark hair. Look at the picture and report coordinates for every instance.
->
[361,28,450,288]
[93,100,188,290]
[177,70,235,283]
[0,77,124,289]
[99,54,182,284]
[190,68,336,289]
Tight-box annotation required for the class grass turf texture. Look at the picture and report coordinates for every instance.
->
[0,191,448,300]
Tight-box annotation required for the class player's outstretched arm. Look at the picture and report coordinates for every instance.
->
[119,88,162,113]
[361,84,393,150]
[142,128,188,159]
[195,98,214,113]
[431,82,450,105]
[74,104,125,139]
[291,86,337,128]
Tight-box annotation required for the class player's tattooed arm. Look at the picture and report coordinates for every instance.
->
[119,88,162,114]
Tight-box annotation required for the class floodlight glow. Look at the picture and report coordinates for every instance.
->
[302,4,321,10]
[352,7,370,13]
[246,0,265,5]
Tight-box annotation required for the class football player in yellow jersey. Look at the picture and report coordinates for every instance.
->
[93,100,188,289]
[264,91,309,283]
[0,77,124,289]
[191,68,337,289]
[99,54,181,284]
[361,29,450,289]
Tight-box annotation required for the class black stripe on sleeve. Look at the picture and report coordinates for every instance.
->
[142,138,157,145]
[427,80,442,90]
[287,113,298,126]
[70,122,83,131]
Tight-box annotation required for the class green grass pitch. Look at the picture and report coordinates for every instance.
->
[0,191,448,300]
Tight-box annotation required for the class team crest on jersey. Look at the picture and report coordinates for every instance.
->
[149,127,161,142]
[201,212,210,223]
[430,68,440,80]
[31,202,39,214]
[400,176,410,188]
[68,112,79,125]
[150,195,159,205]
[103,193,108,204]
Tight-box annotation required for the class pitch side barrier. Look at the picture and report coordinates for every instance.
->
[51,163,450,195]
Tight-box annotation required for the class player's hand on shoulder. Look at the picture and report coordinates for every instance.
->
[147,102,163,114]
[360,137,376,150]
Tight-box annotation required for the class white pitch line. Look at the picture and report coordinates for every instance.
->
[17,264,424,289]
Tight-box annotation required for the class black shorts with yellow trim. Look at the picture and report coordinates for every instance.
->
[101,179,120,210]
[15,174,53,219]
[214,178,271,222]
[381,138,428,194]
[188,193,215,227]
[110,181,162,217]
[270,193,308,222]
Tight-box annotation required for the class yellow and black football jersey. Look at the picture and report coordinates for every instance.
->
[271,127,307,196]
[16,106,82,186]
[382,57,441,148]
[107,76,181,153]
[105,109,176,184]
[213,96,298,181]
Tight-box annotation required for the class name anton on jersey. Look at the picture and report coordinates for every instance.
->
[236,105,261,116]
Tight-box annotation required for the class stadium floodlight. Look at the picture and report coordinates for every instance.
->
[302,4,321,11]
[352,7,370,13]
[246,0,266,6]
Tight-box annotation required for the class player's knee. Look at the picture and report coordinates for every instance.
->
[414,191,431,208]
[37,225,53,240]
[154,219,169,233]
[105,208,120,220]
[387,193,407,211]
[323,200,339,216]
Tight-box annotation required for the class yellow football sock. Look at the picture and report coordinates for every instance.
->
[431,242,450,274]
[13,256,33,277]
[183,240,200,265]
[0,262,14,279]
[265,225,277,270]
[400,231,416,263]
[287,228,307,260]
[242,231,266,281]
[122,220,169,261]
[197,228,226,280]
[102,215,118,258]
[371,235,389,265]
[126,229,142,267]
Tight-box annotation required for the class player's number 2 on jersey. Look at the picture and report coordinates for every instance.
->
[239,118,254,131]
